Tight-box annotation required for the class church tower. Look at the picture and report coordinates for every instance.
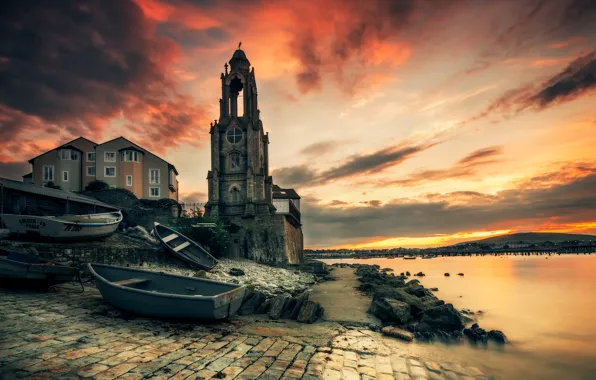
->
[205,47,275,218]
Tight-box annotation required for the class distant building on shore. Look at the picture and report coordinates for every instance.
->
[204,48,303,264]
[25,136,179,201]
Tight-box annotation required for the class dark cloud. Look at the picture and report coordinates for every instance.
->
[299,141,340,156]
[180,191,207,204]
[0,162,31,181]
[273,164,318,189]
[463,0,596,77]
[462,52,596,125]
[291,0,453,93]
[529,51,596,107]
[302,169,596,247]
[273,142,436,188]
[0,0,207,158]
[379,146,503,187]
[156,22,230,48]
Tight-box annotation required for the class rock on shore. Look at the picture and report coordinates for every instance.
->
[345,263,507,344]
[136,258,317,298]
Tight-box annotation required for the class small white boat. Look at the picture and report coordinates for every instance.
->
[403,255,417,260]
[0,211,123,240]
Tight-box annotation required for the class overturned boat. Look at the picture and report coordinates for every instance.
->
[154,222,217,271]
[0,250,77,289]
[1,211,122,240]
[88,263,245,320]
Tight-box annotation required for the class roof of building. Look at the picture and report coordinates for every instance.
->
[231,49,248,61]
[28,136,98,163]
[96,136,179,175]
[0,177,119,210]
[272,184,300,199]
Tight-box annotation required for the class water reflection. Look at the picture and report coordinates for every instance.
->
[323,255,596,379]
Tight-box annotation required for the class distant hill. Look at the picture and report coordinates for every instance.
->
[469,232,596,245]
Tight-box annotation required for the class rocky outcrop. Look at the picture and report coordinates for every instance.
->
[268,296,290,320]
[297,301,324,323]
[341,263,507,344]
[381,326,414,341]
[238,291,267,315]
[229,268,245,276]
[488,329,507,344]
[369,297,411,324]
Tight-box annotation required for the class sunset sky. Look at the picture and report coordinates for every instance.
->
[1,0,595,248]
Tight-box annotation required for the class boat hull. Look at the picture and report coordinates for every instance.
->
[154,223,218,271]
[89,263,245,320]
[0,251,77,289]
[1,212,122,240]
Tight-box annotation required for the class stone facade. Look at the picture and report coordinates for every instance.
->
[205,48,303,264]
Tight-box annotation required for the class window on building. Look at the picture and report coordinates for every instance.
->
[43,166,54,182]
[60,149,71,160]
[104,152,116,162]
[87,166,95,176]
[150,187,160,197]
[87,152,95,162]
[71,151,79,160]
[126,175,133,186]
[231,187,240,202]
[150,169,160,184]
[230,153,241,170]
[105,167,116,177]
[123,150,140,162]
[62,171,69,182]
[226,127,242,144]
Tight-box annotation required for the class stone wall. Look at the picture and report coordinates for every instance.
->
[0,235,185,273]
[228,214,303,265]
[284,218,304,264]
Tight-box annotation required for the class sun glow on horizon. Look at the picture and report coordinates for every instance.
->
[323,229,514,250]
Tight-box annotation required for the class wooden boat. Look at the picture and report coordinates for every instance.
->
[88,263,245,320]
[0,249,77,289]
[154,222,217,271]
[0,211,122,240]
[403,255,417,260]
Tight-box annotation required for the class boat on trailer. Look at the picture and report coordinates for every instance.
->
[88,263,245,320]
[0,249,77,289]
[0,211,123,240]
[153,222,218,271]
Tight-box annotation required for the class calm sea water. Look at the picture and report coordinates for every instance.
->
[322,254,596,380]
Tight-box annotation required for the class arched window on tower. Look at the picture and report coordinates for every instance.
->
[229,152,241,170]
[230,187,240,202]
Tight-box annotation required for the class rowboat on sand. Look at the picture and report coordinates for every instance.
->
[88,263,246,320]
[0,211,123,240]
[153,222,218,271]
[0,250,77,289]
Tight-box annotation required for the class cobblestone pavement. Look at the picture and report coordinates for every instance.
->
[0,286,493,380]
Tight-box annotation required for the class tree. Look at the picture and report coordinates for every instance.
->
[44,181,61,190]
[85,180,110,191]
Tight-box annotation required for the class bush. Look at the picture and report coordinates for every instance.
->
[171,216,231,257]
[44,181,61,190]
[85,180,110,191]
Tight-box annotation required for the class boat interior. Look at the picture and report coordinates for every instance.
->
[156,226,216,265]
[92,264,238,297]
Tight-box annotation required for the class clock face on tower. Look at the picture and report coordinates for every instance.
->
[226,127,242,144]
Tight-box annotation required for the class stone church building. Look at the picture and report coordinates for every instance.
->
[204,48,303,264]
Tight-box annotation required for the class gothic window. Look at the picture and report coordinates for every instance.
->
[231,187,240,202]
[227,127,242,144]
[229,152,241,170]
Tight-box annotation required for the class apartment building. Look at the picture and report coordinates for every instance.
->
[26,136,179,201]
